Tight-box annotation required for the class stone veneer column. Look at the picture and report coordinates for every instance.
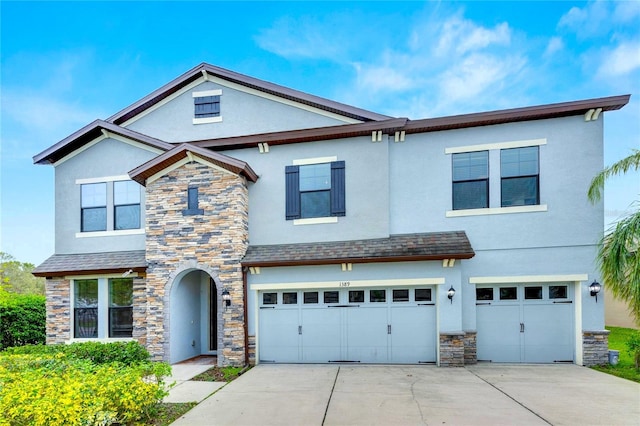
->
[45,278,71,344]
[144,162,249,365]
[583,330,610,366]
[463,331,477,365]
[131,277,148,347]
[439,332,465,367]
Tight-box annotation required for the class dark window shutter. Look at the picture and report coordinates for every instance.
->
[285,165,300,220]
[330,161,346,216]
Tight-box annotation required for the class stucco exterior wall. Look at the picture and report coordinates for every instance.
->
[54,137,159,254]
[125,80,355,142]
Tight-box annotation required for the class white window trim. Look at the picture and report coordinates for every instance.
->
[192,89,222,97]
[293,217,338,226]
[292,156,338,166]
[71,277,134,341]
[193,89,222,125]
[444,138,547,154]
[445,204,548,217]
[251,277,445,291]
[76,229,145,238]
[76,175,131,184]
[193,116,223,125]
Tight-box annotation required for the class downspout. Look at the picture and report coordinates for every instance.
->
[242,266,249,365]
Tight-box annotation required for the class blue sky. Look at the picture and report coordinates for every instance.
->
[1,1,639,265]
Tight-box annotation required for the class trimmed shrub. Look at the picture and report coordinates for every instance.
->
[0,347,171,425]
[0,293,45,349]
[6,340,151,364]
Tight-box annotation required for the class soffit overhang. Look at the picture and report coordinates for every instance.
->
[128,143,258,186]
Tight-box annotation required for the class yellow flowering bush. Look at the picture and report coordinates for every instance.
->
[0,347,171,425]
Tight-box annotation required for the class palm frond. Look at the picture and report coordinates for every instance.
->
[588,149,640,203]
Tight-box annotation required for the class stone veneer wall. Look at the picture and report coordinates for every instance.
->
[248,335,256,365]
[45,278,71,344]
[439,332,465,367]
[144,162,249,366]
[463,331,477,365]
[583,330,610,366]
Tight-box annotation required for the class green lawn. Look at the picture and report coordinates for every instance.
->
[591,326,640,383]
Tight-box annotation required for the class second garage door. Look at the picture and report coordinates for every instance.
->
[258,287,437,364]
[476,283,575,363]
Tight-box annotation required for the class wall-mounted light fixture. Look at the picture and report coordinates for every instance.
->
[447,286,456,304]
[222,289,231,307]
[589,280,601,303]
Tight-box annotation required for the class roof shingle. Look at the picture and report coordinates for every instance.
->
[33,251,147,277]
[242,232,475,267]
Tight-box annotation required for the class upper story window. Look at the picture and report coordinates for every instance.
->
[452,151,488,210]
[78,179,142,234]
[285,160,345,220]
[114,181,141,230]
[192,89,222,124]
[501,146,539,207]
[81,183,107,232]
[183,186,204,216]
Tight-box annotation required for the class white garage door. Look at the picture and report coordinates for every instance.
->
[476,283,574,363]
[258,287,436,364]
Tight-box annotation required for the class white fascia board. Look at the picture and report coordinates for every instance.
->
[250,277,445,291]
[469,274,589,284]
[444,138,547,154]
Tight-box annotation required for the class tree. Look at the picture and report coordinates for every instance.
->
[0,252,45,295]
[588,149,640,325]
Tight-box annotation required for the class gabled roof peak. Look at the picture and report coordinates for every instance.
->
[106,62,391,125]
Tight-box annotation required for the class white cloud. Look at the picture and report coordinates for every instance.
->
[352,62,415,93]
[596,41,640,78]
[612,1,640,24]
[544,37,564,57]
[558,1,611,38]
[436,15,511,56]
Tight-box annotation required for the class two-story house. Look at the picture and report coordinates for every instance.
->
[33,63,629,367]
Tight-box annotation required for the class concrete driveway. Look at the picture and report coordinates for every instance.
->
[172,364,640,426]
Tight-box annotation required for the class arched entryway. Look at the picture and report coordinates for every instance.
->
[167,268,222,364]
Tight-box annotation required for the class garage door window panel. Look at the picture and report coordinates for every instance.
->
[549,285,568,299]
[263,292,277,305]
[283,292,298,304]
[304,292,319,304]
[324,291,339,304]
[349,290,364,303]
[393,289,410,302]
[500,287,518,300]
[524,286,543,300]
[369,289,386,303]
[415,288,432,302]
[476,288,494,301]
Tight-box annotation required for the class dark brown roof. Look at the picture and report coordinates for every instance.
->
[402,94,631,134]
[32,251,147,277]
[193,95,630,152]
[129,143,258,186]
[242,232,475,267]
[191,118,408,150]
[33,120,173,165]
[107,62,391,125]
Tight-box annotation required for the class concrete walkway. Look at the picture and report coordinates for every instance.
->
[163,363,226,404]
[172,364,640,425]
